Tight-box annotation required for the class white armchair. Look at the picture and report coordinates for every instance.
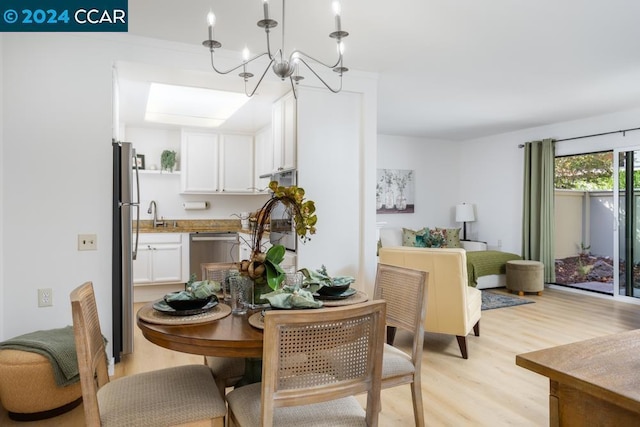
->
[379,247,481,359]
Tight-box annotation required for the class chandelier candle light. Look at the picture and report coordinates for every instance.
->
[203,0,349,98]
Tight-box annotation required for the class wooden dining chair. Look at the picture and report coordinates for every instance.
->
[201,262,247,397]
[225,300,387,427]
[374,263,429,427]
[70,282,227,427]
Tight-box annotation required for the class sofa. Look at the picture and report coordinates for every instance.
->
[378,227,520,289]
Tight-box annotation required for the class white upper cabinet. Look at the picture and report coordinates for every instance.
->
[254,125,273,192]
[180,131,219,193]
[272,92,297,172]
[220,134,254,193]
[181,130,256,194]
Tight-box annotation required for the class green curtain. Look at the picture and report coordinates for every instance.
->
[522,138,556,282]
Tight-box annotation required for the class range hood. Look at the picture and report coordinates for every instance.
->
[259,168,296,179]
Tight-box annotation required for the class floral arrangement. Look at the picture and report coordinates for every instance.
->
[238,181,317,292]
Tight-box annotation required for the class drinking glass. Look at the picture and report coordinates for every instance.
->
[284,272,304,289]
[222,269,239,302]
[229,275,253,315]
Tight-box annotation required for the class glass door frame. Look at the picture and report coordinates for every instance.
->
[613,145,640,302]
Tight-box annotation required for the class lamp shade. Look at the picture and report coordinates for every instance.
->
[455,204,475,222]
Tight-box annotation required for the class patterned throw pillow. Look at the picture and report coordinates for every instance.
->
[414,228,446,248]
[415,233,428,247]
[436,227,462,248]
[427,228,447,248]
[402,227,427,247]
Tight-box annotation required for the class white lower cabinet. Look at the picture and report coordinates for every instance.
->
[133,233,184,285]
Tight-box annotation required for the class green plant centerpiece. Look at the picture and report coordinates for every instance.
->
[160,150,177,172]
[238,181,317,302]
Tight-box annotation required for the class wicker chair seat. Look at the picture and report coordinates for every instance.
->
[226,382,367,427]
[97,365,226,427]
[381,344,415,378]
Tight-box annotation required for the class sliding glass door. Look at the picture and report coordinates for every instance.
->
[613,148,640,299]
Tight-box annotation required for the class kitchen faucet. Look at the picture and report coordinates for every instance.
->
[147,200,164,228]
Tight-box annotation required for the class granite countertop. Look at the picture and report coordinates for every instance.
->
[137,219,244,234]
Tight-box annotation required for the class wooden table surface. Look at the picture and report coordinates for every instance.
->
[137,302,264,358]
[516,328,640,425]
[137,291,370,360]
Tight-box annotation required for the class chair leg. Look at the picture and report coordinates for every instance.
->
[473,320,480,337]
[411,379,425,427]
[456,335,468,359]
[386,326,397,345]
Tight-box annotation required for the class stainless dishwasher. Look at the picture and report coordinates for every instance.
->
[189,232,238,280]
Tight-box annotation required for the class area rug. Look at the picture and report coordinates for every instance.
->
[481,290,534,310]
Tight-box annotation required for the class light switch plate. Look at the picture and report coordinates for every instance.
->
[78,234,97,251]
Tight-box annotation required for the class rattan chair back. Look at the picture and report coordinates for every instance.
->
[374,263,428,427]
[201,262,238,282]
[374,263,428,362]
[70,282,111,426]
[261,300,386,426]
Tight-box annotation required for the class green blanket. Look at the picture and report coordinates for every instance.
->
[466,251,522,287]
[0,325,79,387]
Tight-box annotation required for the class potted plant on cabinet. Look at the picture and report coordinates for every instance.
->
[160,150,177,173]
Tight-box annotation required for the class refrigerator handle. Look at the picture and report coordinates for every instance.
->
[132,147,141,261]
[133,148,141,206]
[133,204,140,260]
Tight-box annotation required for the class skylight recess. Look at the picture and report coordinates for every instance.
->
[145,83,249,127]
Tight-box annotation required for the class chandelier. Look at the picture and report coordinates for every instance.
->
[202,0,349,98]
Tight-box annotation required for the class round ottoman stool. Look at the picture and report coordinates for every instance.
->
[0,349,82,421]
[506,260,544,296]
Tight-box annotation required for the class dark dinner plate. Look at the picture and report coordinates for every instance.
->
[313,288,357,300]
[316,283,351,296]
[153,298,218,316]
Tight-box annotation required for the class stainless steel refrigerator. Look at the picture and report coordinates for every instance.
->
[112,141,140,362]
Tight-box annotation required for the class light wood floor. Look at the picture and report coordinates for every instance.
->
[3,286,640,426]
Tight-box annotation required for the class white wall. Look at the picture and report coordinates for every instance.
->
[297,88,362,282]
[3,34,115,342]
[459,107,640,255]
[376,135,461,231]
[296,75,378,297]
[0,34,5,340]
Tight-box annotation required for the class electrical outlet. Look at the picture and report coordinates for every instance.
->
[78,234,97,251]
[38,288,53,307]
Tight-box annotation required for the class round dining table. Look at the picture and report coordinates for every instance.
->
[136,302,264,358]
[136,290,369,359]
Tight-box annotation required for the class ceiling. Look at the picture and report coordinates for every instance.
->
[124,0,640,141]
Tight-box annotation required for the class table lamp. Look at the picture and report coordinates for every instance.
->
[455,203,475,241]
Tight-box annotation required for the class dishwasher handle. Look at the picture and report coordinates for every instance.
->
[191,236,238,242]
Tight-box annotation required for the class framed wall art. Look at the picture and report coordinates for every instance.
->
[135,154,145,170]
[376,169,415,213]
